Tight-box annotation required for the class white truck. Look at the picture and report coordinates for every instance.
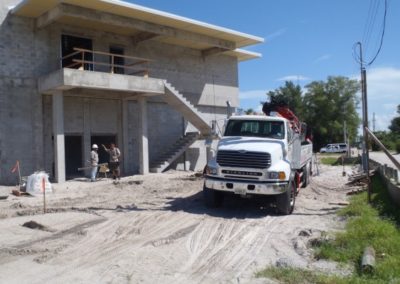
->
[203,114,313,215]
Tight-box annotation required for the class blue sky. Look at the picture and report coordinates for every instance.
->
[128,0,399,131]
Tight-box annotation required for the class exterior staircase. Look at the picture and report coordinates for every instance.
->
[163,81,213,136]
[150,82,214,173]
[150,132,200,173]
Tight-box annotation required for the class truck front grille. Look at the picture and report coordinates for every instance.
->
[217,150,271,169]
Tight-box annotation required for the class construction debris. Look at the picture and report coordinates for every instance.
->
[361,246,376,273]
[347,187,368,195]
[328,201,350,206]
[11,189,31,197]
[22,220,55,232]
[345,169,376,195]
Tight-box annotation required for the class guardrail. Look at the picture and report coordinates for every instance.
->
[61,48,151,77]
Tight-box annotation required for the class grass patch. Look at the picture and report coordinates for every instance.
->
[257,175,400,284]
[256,267,346,284]
[319,156,361,166]
[315,175,400,282]
[320,157,339,166]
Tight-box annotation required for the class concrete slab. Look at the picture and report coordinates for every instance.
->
[38,68,165,95]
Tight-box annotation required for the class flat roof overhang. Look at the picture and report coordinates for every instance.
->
[11,0,263,61]
[39,68,165,95]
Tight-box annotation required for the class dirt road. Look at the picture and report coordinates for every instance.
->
[0,163,353,284]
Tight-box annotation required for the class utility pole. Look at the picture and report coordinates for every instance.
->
[343,121,350,157]
[372,112,376,132]
[358,42,371,202]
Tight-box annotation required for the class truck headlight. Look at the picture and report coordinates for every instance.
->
[268,171,286,180]
[205,166,218,175]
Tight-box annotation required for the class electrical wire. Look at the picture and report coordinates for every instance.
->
[366,0,387,66]
[353,0,387,67]
[363,0,381,56]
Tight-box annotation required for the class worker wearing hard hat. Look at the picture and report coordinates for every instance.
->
[90,144,99,182]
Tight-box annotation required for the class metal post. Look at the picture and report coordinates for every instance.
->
[42,177,46,214]
[358,42,372,202]
[226,101,232,118]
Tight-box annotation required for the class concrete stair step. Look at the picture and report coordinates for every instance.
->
[150,132,200,172]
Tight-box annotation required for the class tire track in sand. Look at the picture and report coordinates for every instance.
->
[177,215,288,283]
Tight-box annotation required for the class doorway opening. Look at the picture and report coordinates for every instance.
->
[109,46,125,74]
[61,34,93,70]
[65,135,83,179]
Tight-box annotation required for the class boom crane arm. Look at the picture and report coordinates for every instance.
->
[262,101,302,133]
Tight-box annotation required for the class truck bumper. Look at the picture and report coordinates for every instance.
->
[204,177,288,196]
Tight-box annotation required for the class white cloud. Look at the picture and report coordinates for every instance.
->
[239,89,269,113]
[277,75,310,82]
[383,103,398,110]
[366,67,400,100]
[374,112,396,132]
[314,54,332,63]
[239,89,268,100]
[266,28,287,41]
[352,66,400,131]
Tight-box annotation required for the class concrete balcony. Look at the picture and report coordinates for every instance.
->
[38,68,165,95]
[39,48,165,95]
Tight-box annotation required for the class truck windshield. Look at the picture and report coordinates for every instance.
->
[224,120,285,139]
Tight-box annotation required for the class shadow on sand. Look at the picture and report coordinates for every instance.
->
[161,191,282,219]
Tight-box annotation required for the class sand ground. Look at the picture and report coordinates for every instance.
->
[0,163,355,284]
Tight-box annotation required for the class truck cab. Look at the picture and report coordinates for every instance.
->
[204,115,312,214]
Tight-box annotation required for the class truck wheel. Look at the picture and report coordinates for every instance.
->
[203,184,223,208]
[276,181,296,215]
[301,163,310,188]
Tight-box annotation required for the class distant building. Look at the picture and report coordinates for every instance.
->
[0,0,263,184]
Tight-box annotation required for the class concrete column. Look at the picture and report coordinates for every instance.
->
[122,99,130,174]
[117,99,124,174]
[138,96,149,174]
[83,98,91,176]
[52,91,66,182]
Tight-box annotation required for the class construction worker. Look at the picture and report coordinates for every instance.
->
[90,144,99,182]
[102,143,121,180]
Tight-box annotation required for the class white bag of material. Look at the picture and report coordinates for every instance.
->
[26,171,52,195]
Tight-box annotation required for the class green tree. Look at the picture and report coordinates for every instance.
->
[245,108,255,115]
[265,81,304,119]
[389,105,400,134]
[387,104,400,153]
[370,131,398,151]
[303,76,360,150]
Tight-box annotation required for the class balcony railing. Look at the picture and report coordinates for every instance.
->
[61,48,150,77]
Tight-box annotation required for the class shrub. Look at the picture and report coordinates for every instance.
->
[396,139,400,154]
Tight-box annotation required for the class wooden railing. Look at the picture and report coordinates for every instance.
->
[61,48,150,77]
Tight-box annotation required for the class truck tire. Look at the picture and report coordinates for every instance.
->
[276,181,296,215]
[301,163,310,188]
[203,184,223,208]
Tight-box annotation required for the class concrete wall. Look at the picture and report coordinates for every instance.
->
[370,159,400,208]
[0,1,48,184]
[0,2,239,184]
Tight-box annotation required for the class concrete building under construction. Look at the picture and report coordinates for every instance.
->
[0,0,263,184]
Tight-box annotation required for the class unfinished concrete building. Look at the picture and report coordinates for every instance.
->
[0,0,263,184]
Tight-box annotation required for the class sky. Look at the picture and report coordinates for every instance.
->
[128,0,399,131]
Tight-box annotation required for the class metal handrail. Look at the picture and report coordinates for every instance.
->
[61,47,151,76]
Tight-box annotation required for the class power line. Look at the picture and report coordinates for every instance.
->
[354,0,387,67]
[366,0,387,66]
[363,0,380,55]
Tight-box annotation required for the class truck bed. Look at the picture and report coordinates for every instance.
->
[291,140,313,170]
